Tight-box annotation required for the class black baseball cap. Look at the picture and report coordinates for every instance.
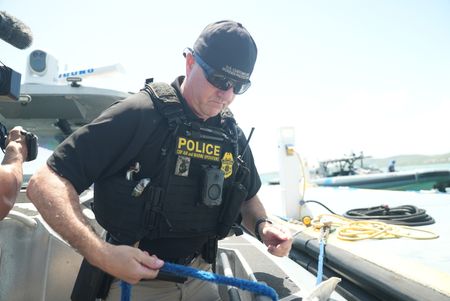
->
[193,20,257,82]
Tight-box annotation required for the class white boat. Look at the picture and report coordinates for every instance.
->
[311,169,450,192]
[310,154,450,192]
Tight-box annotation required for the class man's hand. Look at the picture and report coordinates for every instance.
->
[0,126,28,220]
[6,126,28,162]
[240,194,293,257]
[97,244,165,284]
[259,223,293,257]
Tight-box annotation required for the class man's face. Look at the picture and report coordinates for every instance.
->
[182,53,236,120]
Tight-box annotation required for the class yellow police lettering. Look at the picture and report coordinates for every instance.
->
[186,140,195,151]
[214,145,220,157]
[195,142,203,153]
[206,144,213,155]
[178,137,187,148]
[176,137,221,162]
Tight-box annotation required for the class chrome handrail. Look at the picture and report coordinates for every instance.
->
[5,210,37,228]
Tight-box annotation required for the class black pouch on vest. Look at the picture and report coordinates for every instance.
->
[217,182,248,239]
[93,176,152,245]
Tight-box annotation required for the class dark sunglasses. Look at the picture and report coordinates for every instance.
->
[184,49,251,95]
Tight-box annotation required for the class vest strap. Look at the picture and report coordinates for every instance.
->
[143,82,186,127]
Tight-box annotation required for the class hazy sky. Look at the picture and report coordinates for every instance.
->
[2,0,449,172]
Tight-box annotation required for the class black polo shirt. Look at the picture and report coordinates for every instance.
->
[47,77,262,258]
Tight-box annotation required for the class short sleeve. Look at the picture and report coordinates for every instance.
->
[47,92,162,194]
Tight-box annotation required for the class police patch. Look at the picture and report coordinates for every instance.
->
[221,152,234,179]
[176,137,221,162]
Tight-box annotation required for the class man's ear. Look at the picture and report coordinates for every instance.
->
[185,52,195,75]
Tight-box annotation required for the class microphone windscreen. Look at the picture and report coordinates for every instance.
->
[0,11,33,49]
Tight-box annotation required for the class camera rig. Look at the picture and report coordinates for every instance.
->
[0,63,21,101]
[0,122,38,161]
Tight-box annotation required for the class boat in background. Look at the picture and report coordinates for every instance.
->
[310,153,450,192]
[312,168,450,192]
[313,153,381,177]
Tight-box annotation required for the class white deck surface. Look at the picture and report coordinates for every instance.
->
[260,185,450,276]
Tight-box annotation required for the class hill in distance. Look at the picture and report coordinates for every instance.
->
[364,152,450,169]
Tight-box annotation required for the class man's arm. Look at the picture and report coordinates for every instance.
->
[240,194,292,257]
[26,164,164,284]
[0,126,27,220]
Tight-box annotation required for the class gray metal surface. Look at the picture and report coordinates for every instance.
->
[220,234,347,301]
[220,235,300,299]
[0,83,129,123]
[0,204,82,301]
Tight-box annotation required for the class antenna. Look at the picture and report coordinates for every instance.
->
[58,63,125,82]
[240,127,255,158]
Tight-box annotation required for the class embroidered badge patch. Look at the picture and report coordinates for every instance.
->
[221,152,234,179]
[176,137,221,162]
[175,155,190,176]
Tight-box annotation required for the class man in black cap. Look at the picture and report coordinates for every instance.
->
[27,20,292,300]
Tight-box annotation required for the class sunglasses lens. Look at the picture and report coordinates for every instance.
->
[208,74,251,95]
[194,53,251,94]
[233,82,251,95]
[209,74,230,90]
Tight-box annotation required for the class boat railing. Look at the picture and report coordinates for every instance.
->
[5,210,37,228]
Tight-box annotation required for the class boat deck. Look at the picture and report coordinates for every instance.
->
[220,234,316,300]
[220,232,347,300]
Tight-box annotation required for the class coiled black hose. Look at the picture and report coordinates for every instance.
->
[343,205,435,226]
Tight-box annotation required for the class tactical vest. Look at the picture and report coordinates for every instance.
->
[92,82,249,248]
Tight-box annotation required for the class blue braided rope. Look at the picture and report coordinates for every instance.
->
[120,280,132,301]
[316,238,325,285]
[161,262,279,301]
[119,262,279,301]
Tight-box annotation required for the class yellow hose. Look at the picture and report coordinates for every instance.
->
[310,214,439,241]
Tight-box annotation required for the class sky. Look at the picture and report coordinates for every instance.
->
[2,0,450,173]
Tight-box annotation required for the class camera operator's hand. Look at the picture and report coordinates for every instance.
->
[1,126,29,220]
[5,126,28,163]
